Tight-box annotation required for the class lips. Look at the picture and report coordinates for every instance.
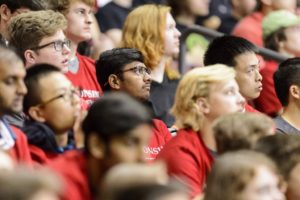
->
[143,84,151,90]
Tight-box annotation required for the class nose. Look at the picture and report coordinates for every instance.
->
[18,80,27,95]
[62,43,71,55]
[86,13,92,24]
[237,91,246,107]
[175,27,181,38]
[143,71,152,83]
[255,69,262,82]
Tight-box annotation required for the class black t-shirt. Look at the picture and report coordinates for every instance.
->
[95,2,131,33]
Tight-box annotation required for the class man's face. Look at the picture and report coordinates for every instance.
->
[65,1,93,43]
[282,25,300,56]
[205,78,245,120]
[33,73,80,133]
[117,61,152,101]
[103,123,153,167]
[0,60,27,115]
[27,30,70,72]
[234,52,262,100]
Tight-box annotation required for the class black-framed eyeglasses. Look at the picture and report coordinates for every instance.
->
[31,39,71,52]
[35,87,79,107]
[118,66,151,76]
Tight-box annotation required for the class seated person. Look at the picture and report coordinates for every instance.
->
[96,47,172,161]
[49,93,153,200]
[22,64,80,164]
[273,58,300,134]
[157,64,245,198]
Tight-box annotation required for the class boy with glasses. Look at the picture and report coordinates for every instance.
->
[22,63,81,164]
[8,10,71,72]
[96,48,172,161]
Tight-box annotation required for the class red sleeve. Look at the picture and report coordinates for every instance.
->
[9,126,32,165]
[153,119,172,143]
[158,147,204,198]
[28,145,49,164]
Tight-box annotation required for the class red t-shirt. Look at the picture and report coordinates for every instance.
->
[9,126,32,165]
[254,60,282,116]
[157,129,214,198]
[244,103,260,113]
[28,145,59,165]
[65,53,102,109]
[49,150,91,200]
[232,12,264,47]
[145,119,172,161]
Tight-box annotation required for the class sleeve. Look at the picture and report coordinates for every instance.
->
[158,147,204,198]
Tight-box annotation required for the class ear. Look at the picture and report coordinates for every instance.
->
[88,133,105,159]
[196,97,210,114]
[108,74,121,90]
[290,85,300,99]
[28,107,46,123]
[24,49,37,67]
[0,4,12,22]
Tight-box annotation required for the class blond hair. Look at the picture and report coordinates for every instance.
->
[8,10,67,63]
[122,4,170,71]
[171,64,235,131]
[49,0,94,15]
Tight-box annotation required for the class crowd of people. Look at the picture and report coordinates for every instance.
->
[1,0,300,200]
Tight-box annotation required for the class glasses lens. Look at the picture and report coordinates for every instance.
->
[54,40,70,51]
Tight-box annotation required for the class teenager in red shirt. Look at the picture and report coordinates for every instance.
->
[58,0,102,107]
[0,46,31,164]
[96,48,172,161]
[204,35,262,112]
[49,93,153,200]
[157,64,245,198]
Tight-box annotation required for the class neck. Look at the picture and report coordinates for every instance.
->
[231,9,243,20]
[175,13,196,26]
[87,156,106,196]
[200,117,216,151]
[151,57,167,83]
[54,132,69,147]
[70,40,78,60]
[281,103,300,130]
[278,48,296,58]
[113,0,132,8]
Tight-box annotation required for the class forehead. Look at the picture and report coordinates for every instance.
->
[234,52,259,69]
[39,30,66,45]
[166,12,175,25]
[209,78,238,92]
[69,1,92,9]
[39,72,71,89]
[0,60,25,79]
[123,61,146,69]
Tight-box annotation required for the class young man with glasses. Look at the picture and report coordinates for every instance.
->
[96,48,172,161]
[22,64,81,164]
[8,10,71,72]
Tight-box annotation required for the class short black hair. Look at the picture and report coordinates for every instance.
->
[96,48,144,91]
[0,0,49,13]
[204,35,258,67]
[23,63,61,114]
[273,58,300,106]
[82,92,152,153]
